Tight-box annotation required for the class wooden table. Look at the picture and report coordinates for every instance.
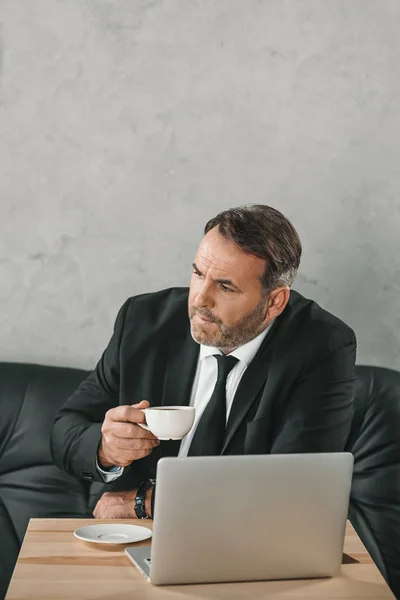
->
[6,519,394,599]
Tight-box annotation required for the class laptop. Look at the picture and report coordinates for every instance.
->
[125,453,354,586]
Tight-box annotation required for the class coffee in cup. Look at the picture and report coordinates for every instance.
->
[138,406,195,440]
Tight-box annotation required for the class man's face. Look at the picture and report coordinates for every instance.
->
[188,227,269,352]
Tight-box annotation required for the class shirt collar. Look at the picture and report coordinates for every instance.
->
[199,322,273,367]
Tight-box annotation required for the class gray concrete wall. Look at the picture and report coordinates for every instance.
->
[0,0,399,370]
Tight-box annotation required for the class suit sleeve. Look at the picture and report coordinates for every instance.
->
[270,325,357,454]
[50,299,130,482]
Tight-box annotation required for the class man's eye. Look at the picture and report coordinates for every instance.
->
[220,284,233,292]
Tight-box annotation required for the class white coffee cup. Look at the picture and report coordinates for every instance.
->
[138,406,195,440]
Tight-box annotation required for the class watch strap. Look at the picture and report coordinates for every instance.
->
[134,478,156,519]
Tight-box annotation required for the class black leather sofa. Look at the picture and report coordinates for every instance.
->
[0,362,399,599]
[0,363,104,600]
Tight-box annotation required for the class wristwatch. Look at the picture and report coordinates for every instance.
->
[134,478,156,519]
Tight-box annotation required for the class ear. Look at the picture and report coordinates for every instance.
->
[265,287,290,321]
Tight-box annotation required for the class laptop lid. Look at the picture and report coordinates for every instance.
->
[148,453,353,585]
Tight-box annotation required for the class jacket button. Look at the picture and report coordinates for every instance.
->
[81,470,94,480]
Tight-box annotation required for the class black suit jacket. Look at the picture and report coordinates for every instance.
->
[51,287,357,489]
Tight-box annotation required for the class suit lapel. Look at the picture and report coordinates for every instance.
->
[159,327,199,457]
[161,330,199,407]
[221,322,278,454]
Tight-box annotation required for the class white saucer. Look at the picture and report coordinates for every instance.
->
[73,524,152,545]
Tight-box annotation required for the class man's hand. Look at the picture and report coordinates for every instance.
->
[98,400,160,469]
[93,487,154,519]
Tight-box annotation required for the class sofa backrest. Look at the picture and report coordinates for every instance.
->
[347,365,400,598]
[0,362,99,597]
[0,363,93,539]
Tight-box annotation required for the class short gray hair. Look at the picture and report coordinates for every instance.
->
[204,204,302,294]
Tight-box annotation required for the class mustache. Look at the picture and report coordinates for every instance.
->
[190,307,221,325]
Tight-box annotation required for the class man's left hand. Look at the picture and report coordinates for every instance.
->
[93,487,153,519]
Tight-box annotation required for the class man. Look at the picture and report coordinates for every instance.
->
[51,204,356,520]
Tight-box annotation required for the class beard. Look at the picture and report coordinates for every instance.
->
[188,298,267,351]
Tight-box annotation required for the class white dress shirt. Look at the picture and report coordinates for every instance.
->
[97,323,272,480]
[178,324,271,457]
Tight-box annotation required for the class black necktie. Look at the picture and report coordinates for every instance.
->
[188,355,239,456]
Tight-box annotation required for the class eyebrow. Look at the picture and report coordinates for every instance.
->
[192,263,242,291]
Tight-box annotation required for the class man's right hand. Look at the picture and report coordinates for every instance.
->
[98,400,160,469]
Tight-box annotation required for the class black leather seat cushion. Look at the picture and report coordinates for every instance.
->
[347,366,400,598]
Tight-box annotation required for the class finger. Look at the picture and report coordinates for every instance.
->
[131,400,150,409]
[114,423,158,440]
[108,405,147,424]
[112,437,160,451]
[110,421,158,440]
[130,424,160,440]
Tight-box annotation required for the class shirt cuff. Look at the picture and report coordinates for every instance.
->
[95,458,124,483]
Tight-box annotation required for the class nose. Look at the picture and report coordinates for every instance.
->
[192,282,214,309]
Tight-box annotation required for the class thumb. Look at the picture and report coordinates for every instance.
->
[131,400,150,409]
